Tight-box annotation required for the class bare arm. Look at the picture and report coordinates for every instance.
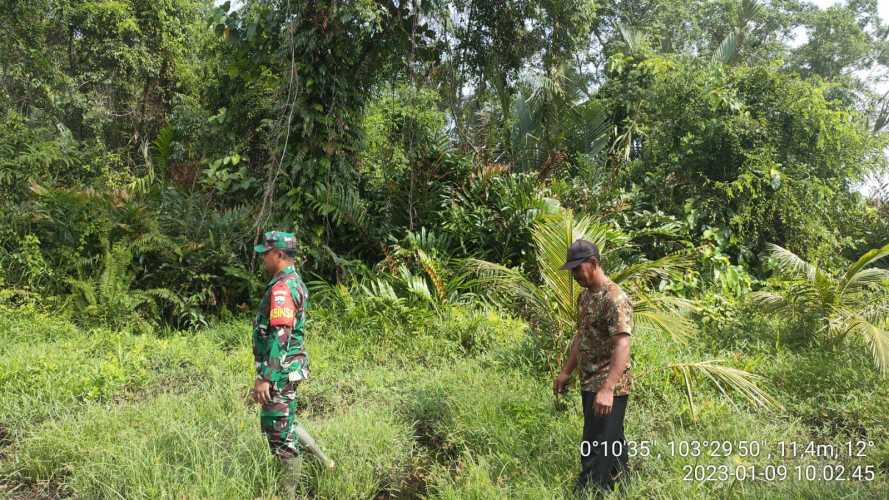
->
[554,332,581,394]
[562,332,581,376]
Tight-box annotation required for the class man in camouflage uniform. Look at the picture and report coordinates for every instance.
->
[253,231,311,493]
[554,239,634,495]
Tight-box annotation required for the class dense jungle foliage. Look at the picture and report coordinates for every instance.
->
[1,0,889,498]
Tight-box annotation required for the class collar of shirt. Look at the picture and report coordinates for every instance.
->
[589,277,615,296]
[267,264,297,287]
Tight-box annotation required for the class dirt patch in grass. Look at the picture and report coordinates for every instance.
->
[0,423,12,461]
[0,478,67,500]
[396,466,431,498]
[0,424,9,448]
[412,420,458,464]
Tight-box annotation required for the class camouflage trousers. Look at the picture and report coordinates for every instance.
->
[260,380,300,459]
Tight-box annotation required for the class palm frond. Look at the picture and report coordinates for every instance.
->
[134,232,179,256]
[534,213,583,326]
[666,360,782,419]
[154,126,175,167]
[308,182,368,227]
[840,243,889,294]
[570,99,610,156]
[854,299,889,325]
[759,244,889,358]
[841,269,889,302]
[415,248,447,301]
[611,252,694,289]
[617,21,647,52]
[465,258,551,318]
[361,279,401,304]
[533,211,618,328]
[764,244,821,282]
[836,316,889,375]
[143,288,184,308]
[305,279,342,306]
[713,30,738,65]
[65,277,98,308]
[739,0,762,24]
[401,268,434,303]
[441,263,482,300]
[632,299,696,344]
[511,92,539,150]
[748,290,790,313]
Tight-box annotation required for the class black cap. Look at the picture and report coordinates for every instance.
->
[560,239,600,270]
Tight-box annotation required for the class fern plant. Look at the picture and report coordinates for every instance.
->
[382,227,481,307]
[64,241,181,333]
[129,126,175,195]
[307,182,369,228]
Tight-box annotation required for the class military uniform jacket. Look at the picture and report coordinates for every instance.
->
[252,265,309,387]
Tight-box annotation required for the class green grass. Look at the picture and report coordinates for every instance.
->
[1,301,887,499]
[9,378,278,498]
[308,405,417,499]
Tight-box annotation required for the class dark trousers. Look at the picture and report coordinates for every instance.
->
[576,392,629,495]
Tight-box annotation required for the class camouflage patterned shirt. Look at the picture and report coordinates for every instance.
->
[252,264,309,388]
[576,278,634,395]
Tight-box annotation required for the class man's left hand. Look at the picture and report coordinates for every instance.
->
[594,386,614,416]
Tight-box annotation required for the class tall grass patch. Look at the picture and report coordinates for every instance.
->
[8,378,278,498]
[0,315,248,440]
[304,405,417,499]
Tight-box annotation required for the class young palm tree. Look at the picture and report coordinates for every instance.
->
[751,243,889,374]
[469,209,696,344]
[468,208,780,417]
[510,61,609,176]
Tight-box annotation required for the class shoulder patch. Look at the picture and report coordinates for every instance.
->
[268,281,295,327]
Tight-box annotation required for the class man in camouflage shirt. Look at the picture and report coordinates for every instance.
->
[554,239,634,495]
[253,230,310,492]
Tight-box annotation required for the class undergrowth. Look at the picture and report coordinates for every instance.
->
[0,300,886,499]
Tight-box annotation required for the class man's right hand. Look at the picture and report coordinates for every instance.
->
[254,378,271,405]
[553,372,571,395]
